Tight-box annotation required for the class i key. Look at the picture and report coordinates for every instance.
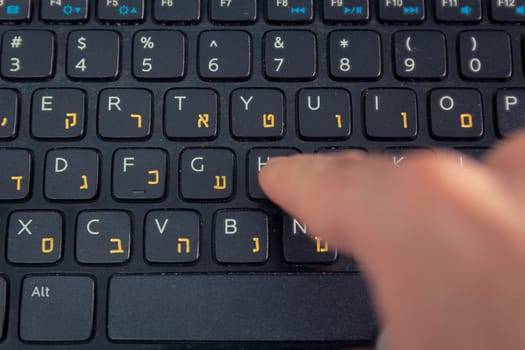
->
[0,0,31,22]
[31,89,85,139]
[7,211,62,264]
[98,0,144,22]
[379,0,425,22]
[1,31,55,79]
[0,89,19,139]
[394,31,447,80]
[112,148,167,200]
[41,0,89,21]
[0,149,31,200]
[365,89,418,140]
[210,0,257,22]
[231,89,285,139]
[459,31,512,80]
[199,31,251,80]
[153,0,201,22]
[98,89,152,139]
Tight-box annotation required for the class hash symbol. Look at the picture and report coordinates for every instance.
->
[10,36,23,49]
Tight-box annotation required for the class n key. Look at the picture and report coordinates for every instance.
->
[283,216,337,263]
[0,149,31,200]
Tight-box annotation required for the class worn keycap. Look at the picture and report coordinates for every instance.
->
[496,89,525,137]
[20,275,94,341]
[0,89,18,139]
[323,0,369,22]
[210,0,257,22]
[7,211,62,264]
[41,0,88,21]
[283,216,337,263]
[0,149,31,200]
[153,0,200,22]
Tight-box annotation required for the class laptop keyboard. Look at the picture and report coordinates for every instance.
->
[0,0,523,348]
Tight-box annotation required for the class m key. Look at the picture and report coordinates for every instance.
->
[0,149,31,200]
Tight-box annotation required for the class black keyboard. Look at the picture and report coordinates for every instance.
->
[1,0,524,348]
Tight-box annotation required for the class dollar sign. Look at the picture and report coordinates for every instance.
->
[77,37,87,51]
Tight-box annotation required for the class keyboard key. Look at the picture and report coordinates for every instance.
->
[214,210,269,263]
[97,0,144,22]
[210,0,257,22]
[108,274,374,341]
[323,0,369,22]
[0,0,31,22]
[459,31,512,80]
[180,148,235,200]
[385,147,431,167]
[283,216,337,263]
[144,210,200,263]
[1,30,55,79]
[0,149,31,200]
[329,30,381,80]
[7,211,62,264]
[20,275,94,341]
[0,89,19,139]
[41,0,88,21]
[76,211,131,264]
[133,30,186,80]
[429,89,483,139]
[247,148,300,199]
[491,0,525,22]
[297,88,352,139]
[153,0,200,22]
[44,149,99,200]
[112,148,167,200]
[394,31,447,80]
[267,0,313,23]
[67,31,120,80]
[496,89,525,136]
[264,31,317,80]
[164,89,218,140]
[435,0,482,22]
[231,88,285,139]
[31,89,85,139]
[365,89,418,139]
[199,31,251,80]
[98,89,152,139]
[379,0,425,22]
[0,278,5,339]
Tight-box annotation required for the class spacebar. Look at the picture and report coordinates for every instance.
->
[108,274,376,342]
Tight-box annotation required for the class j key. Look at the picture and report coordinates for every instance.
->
[180,148,235,200]
[267,0,313,22]
[492,0,525,22]
[459,31,512,80]
[0,149,31,200]
[112,148,167,200]
[365,89,418,139]
[153,0,200,22]
[394,31,447,80]
[165,89,218,140]
[298,89,351,140]
[144,210,200,263]
[379,0,425,22]
[214,210,269,263]
[210,0,257,22]
[199,31,251,80]
[265,31,317,80]
[98,0,144,22]
[1,31,55,79]
[329,30,381,80]
[20,275,94,341]
[231,89,285,139]
[435,0,481,22]
[0,278,5,339]
[496,89,525,136]
[98,89,152,139]
[247,148,299,199]
[67,31,120,80]
[76,211,131,264]
[323,0,369,22]
[44,149,99,200]
[133,30,185,80]
[0,0,31,21]
[31,89,85,139]
[0,89,19,139]
[41,0,89,21]
[283,216,337,263]
[7,211,62,264]
[429,89,483,140]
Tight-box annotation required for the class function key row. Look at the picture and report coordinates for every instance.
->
[0,29,520,81]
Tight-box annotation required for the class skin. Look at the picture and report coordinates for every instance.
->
[258,131,525,350]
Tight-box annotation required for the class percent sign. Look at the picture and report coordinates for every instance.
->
[140,36,155,49]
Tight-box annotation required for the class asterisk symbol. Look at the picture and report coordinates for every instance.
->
[339,39,349,49]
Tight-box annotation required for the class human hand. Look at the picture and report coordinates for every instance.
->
[259,131,525,350]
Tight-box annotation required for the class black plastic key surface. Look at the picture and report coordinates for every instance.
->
[41,0,88,21]
[0,0,31,21]
[496,89,525,137]
[435,0,481,22]
[153,0,201,22]
[379,0,425,22]
[323,0,369,22]
[0,278,5,339]
[20,275,94,342]
[97,0,144,22]
[0,89,18,139]
[491,0,525,22]
[267,0,313,22]
[0,149,31,200]
[210,0,257,22]
[108,274,375,341]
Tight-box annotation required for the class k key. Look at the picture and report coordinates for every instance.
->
[0,149,31,200]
